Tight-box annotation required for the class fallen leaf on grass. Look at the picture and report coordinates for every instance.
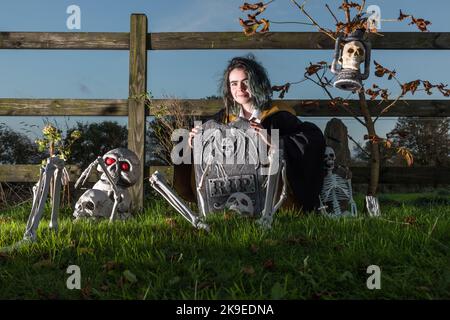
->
[36,289,59,300]
[81,286,92,300]
[198,281,214,290]
[77,247,94,255]
[264,239,279,246]
[33,259,54,269]
[0,216,12,224]
[416,286,431,292]
[241,266,255,275]
[311,290,337,300]
[263,259,275,271]
[286,236,309,246]
[249,244,259,254]
[223,211,235,220]
[165,218,178,228]
[100,284,110,292]
[0,252,10,261]
[102,260,123,271]
[404,216,417,225]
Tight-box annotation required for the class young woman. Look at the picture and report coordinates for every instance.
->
[179,56,326,212]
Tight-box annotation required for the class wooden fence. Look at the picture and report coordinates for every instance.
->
[0,14,449,210]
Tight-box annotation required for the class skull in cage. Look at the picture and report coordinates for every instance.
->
[98,148,140,187]
[340,41,366,71]
[324,146,336,171]
[73,148,140,220]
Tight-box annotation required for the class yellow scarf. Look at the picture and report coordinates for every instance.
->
[225,104,296,123]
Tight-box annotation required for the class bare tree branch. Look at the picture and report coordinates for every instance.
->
[348,133,370,157]
[291,0,336,41]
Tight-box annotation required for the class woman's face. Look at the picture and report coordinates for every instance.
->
[229,68,253,106]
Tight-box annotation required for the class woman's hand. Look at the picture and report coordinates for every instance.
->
[188,125,202,148]
[250,120,271,147]
[249,119,263,132]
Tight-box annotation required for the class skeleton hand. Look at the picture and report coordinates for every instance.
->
[188,125,202,148]
[256,215,273,229]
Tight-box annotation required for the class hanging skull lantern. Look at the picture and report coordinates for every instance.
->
[331,29,371,92]
[74,148,140,221]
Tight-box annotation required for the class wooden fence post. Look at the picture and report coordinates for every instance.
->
[128,14,147,211]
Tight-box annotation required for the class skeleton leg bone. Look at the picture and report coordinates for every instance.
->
[149,171,210,232]
[23,157,64,242]
[272,161,288,213]
[49,161,64,231]
[257,154,286,229]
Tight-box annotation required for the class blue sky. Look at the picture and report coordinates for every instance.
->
[0,0,449,149]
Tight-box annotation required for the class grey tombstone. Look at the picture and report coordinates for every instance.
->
[324,118,351,167]
[193,118,268,217]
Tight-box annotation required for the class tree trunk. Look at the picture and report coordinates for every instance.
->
[358,89,380,196]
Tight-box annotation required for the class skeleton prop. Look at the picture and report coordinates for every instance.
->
[74,148,140,222]
[331,29,371,92]
[319,146,357,218]
[23,156,69,242]
[149,171,210,232]
[365,195,381,217]
[257,152,288,229]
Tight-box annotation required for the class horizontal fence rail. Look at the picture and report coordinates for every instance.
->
[1,98,449,117]
[1,165,448,185]
[1,32,450,50]
[0,32,130,50]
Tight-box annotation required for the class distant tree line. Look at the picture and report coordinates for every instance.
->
[353,117,450,167]
[1,117,449,168]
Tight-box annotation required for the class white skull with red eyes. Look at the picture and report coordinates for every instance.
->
[98,148,140,187]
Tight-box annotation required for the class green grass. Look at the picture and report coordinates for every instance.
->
[0,193,450,300]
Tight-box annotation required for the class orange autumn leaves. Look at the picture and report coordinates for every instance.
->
[398,10,431,32]
[364,134,414,167]
[368,61,450,99]
[239,1,272,36]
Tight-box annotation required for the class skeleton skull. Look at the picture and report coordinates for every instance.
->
[73,189,114,219]
[225,192,254,216]
[340,41,365,71]
[98,148,140,187]
[222,137,235,158]
[324,146,336,171]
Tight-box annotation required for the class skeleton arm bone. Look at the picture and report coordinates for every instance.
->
[347,179,357,216]
[75,157,122,222]
[95,157,122,222]
[149,171,210,232]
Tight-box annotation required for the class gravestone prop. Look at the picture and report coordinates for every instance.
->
[149,117,287,230]
[324,118,351,167]
[193,118,268,217]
